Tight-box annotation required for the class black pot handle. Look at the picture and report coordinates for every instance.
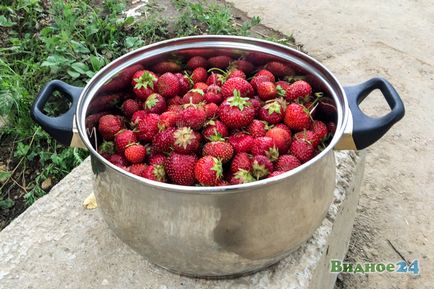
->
[343,77,405,150]
[31,80,83,146]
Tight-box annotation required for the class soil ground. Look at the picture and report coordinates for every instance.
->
[225,0,434,288]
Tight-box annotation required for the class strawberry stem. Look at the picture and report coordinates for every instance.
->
[174,127,196,149]
[207,67,226,75]
[234,169,255,183]
[134,71,157,90]
[211,157,223,178]
[227,90,250,111]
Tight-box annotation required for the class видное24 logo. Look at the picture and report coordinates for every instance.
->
[330,260,420,274]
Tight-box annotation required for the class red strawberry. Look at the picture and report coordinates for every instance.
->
[204,103,218,118]
[230,169,255,184]
[175,73,192,95]
[206,84,221,94]
[132,70,158,100]
[218,91,255,129]
[143,93,166,114]
[294,130,320,148]
[250,97,262,116]
[265,61,294,77]
[187,56,208,69]
[129,163,147,176]
[286,80,312,100]
[167,95,183,106]
[165,153,197,185]
[158,111,178,131]
[275,81,291,99]
[135,113,159,142]
[85,112,108,130]
[204,84,223,104]
[194,156,223,186]
[121,99,141,118]
[274,155,301,172]
[152,127,175,153]
[109,153,129,167]
[251,137,279,161]
[152,61,181,73]
[124,143,147,163]
[255,69,275,82]
[266,127,292,154]
[230,60,254,74]
[202,120,228,140]
[203,141,234,163]
[257,81,277,101]
[98,141,115,159]
[227,69,246,80]
[173,127,201,154]
[290,139,315,163]
[131,110,147,124]
[208,55,232,69]
[284,103,312,131]
[115,129,137,153]
[181,89,204,104]
[206,72,224,86]
[167,104,183,113]
[247,119,268,138]
[143,164,166,182]
[193,82,208,91]
[176,105,207,130]
[191,67,208,83]
[252,155,274,179]
[312,120,329,141]
[230,152,252,174]
[216,180,229,186]
[268,171,284,178]
[157,72,180,98]
[258,100,284,124]
[274,123,292,135]
[204,91,223,104]
[98,114,124,140]
[221,77,254,99]
[147,153,164,165]
[228,133,254,153]
[250,75,269,91]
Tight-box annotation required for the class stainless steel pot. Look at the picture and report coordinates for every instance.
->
[31,36,404,277]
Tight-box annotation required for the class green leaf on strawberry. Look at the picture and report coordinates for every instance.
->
[211,157,223,178]
[134,71,157,90]
[227,90,250,111]
[145,94,158,109]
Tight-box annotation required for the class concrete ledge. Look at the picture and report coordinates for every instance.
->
[0,151,364,289]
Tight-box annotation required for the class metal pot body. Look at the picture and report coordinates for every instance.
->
[31,36,404,277]
[92,151,335,276]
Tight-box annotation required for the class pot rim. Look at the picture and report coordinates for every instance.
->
[76,35,348,193]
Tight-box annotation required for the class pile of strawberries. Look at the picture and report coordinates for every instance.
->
[95,55,337,186]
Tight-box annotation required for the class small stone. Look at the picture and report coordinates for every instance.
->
[83,192,97,209]
[41,177,53,190]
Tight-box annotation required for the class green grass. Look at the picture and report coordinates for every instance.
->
[171,0,261,36]
[1,0,287,211]
[0,0,171,207]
